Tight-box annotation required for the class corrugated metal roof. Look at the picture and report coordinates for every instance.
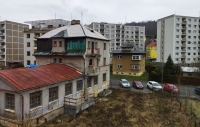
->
[39,24,108,40]
[0,64,85,91]
[112,50,146,54]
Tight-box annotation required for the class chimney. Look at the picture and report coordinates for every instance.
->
[71,20,80,25]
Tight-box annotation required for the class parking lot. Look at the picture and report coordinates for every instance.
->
[110,78,200,98]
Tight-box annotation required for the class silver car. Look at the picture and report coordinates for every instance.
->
[147,81,162,91]
[119,79,130,88]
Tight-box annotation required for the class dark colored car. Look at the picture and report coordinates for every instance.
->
[163,83,178,94]
[132,81,144,89]
[194,86,200,95]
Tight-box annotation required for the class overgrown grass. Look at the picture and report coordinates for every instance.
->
[110,73,149,81]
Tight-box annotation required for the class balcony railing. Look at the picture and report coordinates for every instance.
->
[87,66,100,76]
[87,48,100,55]
[181,55,186,57]
[181,43,186,47]
[182,26,186,29]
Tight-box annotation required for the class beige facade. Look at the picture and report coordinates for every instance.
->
[0,21,28,66]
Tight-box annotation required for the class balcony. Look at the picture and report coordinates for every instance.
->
[182,32,186,35]
[181,38,186,41]
[86,48,100,57]
[181,49,186,52]
[87,66,100,76]
[181,43,186,47]
[181,21,187,24]
[182,26,186,29]
[0,39,4,42]
[181,55,186,58]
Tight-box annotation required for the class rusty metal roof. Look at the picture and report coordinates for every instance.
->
[0,64,85,91]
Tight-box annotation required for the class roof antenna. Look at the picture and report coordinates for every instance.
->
[71,13,72,20]
[81,11,83,25]
[55,13,56,19]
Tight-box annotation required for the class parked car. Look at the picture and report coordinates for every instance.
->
[132,81,144,89]
[147,81,162,91]
[119,79,130,88]
[194,86,200,95]
[163,83,178,94]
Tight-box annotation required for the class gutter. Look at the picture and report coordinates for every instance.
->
[20,91,24,121]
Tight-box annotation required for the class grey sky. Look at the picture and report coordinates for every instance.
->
[1,0,200,24]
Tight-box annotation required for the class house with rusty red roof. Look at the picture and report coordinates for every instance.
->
[0,63,89,126]
[0,20,110,126]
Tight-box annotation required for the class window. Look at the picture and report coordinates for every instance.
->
[27,51,30,56]
[27,42,30,47]
[194,53,196,55]
[176,23,179,27]
[132,55,141,60]
[194,25,197,28]
[88,41,90,48]
[87,77,91,87]
[94,76,98,85]
[59,58,62,63]
[59,41,62,47]
[104,43,106,50]
[176,35,179,38]
[193,30,196,33]
[54,41,57,47]
[176,52,179,55]
[77,80,83,91]
[132,65,140,69]
[194,47,196,50]
[188,30,191,33]
[176,47,179,50]
[176,29,179,32]
[30,91,42,109]
[175,58,179,61]
[34,61,36,64]
[194,36,197,39]
[177,18,180,21]
[187,47,191,50]
[103,73,106,82]
[49,86,58,102]
[194,19,197,22]
[188,41,191,44]
[187,58,190,61]
[6,93,15,110]
[118,55,122,59]
[188,53,190,55]
[176,41,179,44]
[27,60,30,65]
[118,64,122,69]
[188,19,191,22]
[103,58,106,65]
[188,24,191,27]
[27,34,30,38]
[188,36,191,39]
[65,83,72,96]
[53,58,57,63]
[89,59,93,65]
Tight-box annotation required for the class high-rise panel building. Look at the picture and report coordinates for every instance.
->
[157,14,200,65]
[0,21,29,66]
[89,22,145,52]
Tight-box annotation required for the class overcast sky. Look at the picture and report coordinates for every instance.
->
[1,0,200,25]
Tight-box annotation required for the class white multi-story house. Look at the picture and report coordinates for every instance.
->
[157,14,200,65]
[23,19,70,67]
[89,22,145,52]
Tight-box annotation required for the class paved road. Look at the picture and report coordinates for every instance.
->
[110,78,200,99]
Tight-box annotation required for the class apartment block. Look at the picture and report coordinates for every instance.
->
[157,15,200,65]
[23,19,70,66]
[0,21,29,66]
[89,22,145,52]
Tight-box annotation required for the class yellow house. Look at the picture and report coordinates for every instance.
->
[112,43,146,76]
[146,42,157,60]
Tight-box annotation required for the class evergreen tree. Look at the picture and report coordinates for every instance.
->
[164,55,175,75]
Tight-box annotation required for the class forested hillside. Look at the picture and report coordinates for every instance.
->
[126,21,157,36]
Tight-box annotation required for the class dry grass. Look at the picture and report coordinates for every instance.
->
[42,89,194,127]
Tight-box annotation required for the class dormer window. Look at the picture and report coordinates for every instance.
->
[54,41,57,47]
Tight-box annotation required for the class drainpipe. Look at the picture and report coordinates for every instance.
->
[20,91,24,121]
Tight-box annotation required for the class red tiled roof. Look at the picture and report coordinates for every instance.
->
[147,42,157,47]
[0,64,85,91]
